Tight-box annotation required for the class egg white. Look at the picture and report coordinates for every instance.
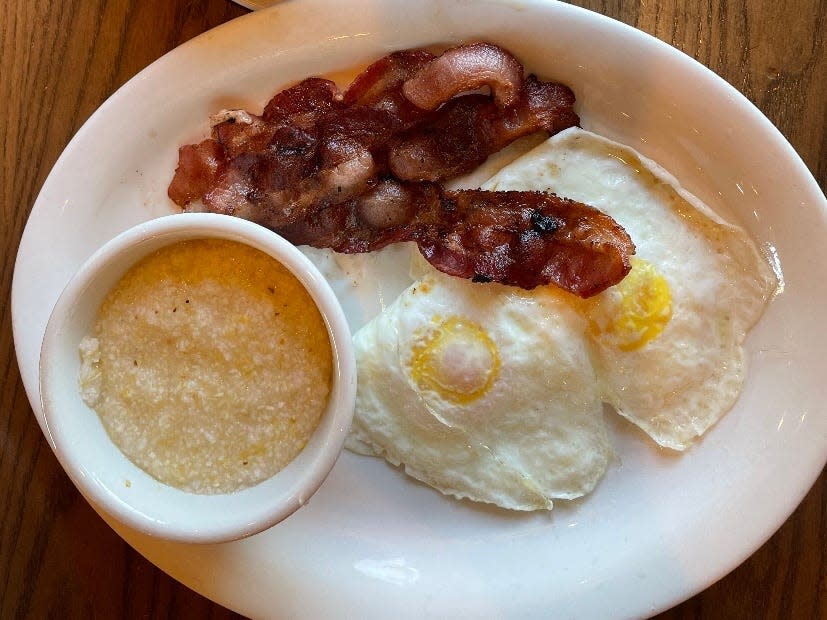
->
[484,127,777,450]
[348,268,611,510]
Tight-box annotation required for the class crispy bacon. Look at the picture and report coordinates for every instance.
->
[168,139,227,206]
[343,49,435,127]
[387,76,578,182]
[201,145,376,228]
[210,111,277,158]
[167,43,633,296]
[402,42,524,110]
[169,45,580,214]
[416,189,634,296]
[386,94,494,182]
[192,86,393,224]
[279,181,634,297]
[262,77,345,125]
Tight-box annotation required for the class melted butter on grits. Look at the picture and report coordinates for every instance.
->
[79,239,332,494]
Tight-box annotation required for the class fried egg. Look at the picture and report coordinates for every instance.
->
[324,127,775,509]
[347,268,611,510]
[484,127,777,450]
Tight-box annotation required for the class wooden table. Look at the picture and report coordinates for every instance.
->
[1,1,824,617]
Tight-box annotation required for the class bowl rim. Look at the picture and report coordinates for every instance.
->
[38,212,357,543]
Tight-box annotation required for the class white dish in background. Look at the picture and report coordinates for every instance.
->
[12,0,827,618]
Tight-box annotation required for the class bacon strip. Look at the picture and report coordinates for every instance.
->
[387,76,579,182]
[402,42,524,110]
[184,80,389,225]
[279,181,634,297]
[343,49,435,127]
[262,77,345,125]
[168,139,227,206]
[417,188,634,296]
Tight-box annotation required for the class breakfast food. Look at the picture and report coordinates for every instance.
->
[484,128,776,449]
[347,265,611,510]
[163,42,776,510]
[169,43,579,217]
[346,128,776,507]
[282,185,634,297]
[167,43,636,296]
[79,239,332,494]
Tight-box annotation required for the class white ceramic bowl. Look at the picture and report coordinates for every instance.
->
[38,212,357,543]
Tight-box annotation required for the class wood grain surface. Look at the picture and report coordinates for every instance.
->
[1,1,824,618]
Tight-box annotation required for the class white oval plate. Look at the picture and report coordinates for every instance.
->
[13,1,827,618]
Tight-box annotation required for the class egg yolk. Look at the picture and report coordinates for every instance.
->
[586,258,672,352]
[410,316,500,404]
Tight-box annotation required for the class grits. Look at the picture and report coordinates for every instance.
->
[79,238,332,494]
